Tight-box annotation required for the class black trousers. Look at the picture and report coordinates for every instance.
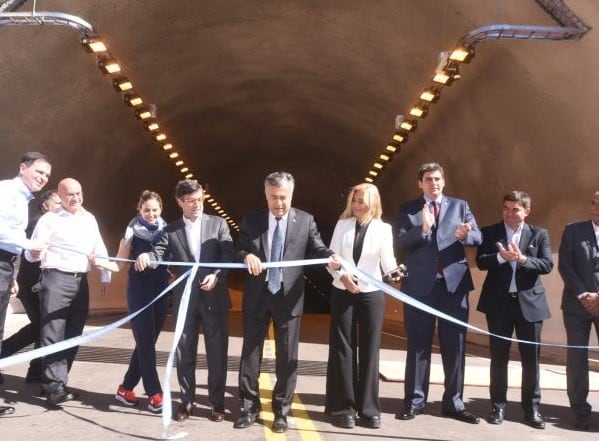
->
[325,287,385,418]
[485,297,543,414]
[238,285,300,417]
[39,269,89,394]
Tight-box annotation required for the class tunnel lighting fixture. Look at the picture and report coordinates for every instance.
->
[419,88,440,103]
[144,121,159,131]
[368,170,378,177]
[373,162,383,170]
[97,56,121,74]
[112,77,133,92]
[432,71,452,85]
[162,143,173,151]
[207,198,215,203]
[393,132,408,143]
[124,93,143,106]
[155,133,167,141]
[180,167,189,173]
[379,154,390,162]
[82,36,107,53]
[400,119,417,132]
[449,46,474,63]
[217,209,225,214]
[175,160,184,166]
[185,173,193,179]
[135,107,152,120]
[365,177,374,183]
[409,105,428,118]
[168,152,179,159]
[385,144,398,153]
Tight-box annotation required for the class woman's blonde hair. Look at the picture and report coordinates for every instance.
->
[340,183,383,224]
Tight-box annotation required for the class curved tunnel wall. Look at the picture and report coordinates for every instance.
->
[1,0,598,352]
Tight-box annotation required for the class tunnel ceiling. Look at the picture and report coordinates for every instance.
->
[0,0,597,246]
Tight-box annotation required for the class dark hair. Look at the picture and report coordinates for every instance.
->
[175,179,203,199]
[21,152,49,167]
[418,162,444,181]
[38,188,57,211]
[264,171,294,188]
[137,190,163,210]
[503,190,531,209]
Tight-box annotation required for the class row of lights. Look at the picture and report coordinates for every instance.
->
[81,36,239,231]
[364,46,474,183]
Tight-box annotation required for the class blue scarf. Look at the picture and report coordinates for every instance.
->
[129,215,167,244]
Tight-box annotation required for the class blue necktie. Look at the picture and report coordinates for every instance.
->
[268,217,283,294]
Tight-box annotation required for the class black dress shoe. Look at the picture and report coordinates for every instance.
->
[442,410,480,424]
[47,389,79,406]
[210,407,225,422]
[487,407,505,424]
[272,416,288,433]
[0,405,15,416]
[332,414,355,428]
[524,411,545,429]
[174,403,193,422]
[359,415,381,429]
[574,413,590,430]
[233,410,259,429]
[396,407,423,420]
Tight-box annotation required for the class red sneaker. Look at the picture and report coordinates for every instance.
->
[115,384,139,406]
[148,393,163,413]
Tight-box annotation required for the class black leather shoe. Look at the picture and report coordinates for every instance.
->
[396,407,423,420]
[574,413,590,430]
[272,416,288,433]
[174,403,193,422]
[0,405,15,416]
[359,415,381,429]
[47,389,79,406]
[442,410,480,424]
[234,410,259,429]
[332,414,355,428]
[524,411,545,429]
[487,407,505,424]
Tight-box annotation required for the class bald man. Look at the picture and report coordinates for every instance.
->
[26,178,118,406]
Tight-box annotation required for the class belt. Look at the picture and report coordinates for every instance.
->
[0,248,18,264]
[509,292,518,298]
[43,268,86,278]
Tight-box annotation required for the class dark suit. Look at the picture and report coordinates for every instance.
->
[237,207,332,417]
[397,195,481,413]
[149,214,233,410]
[476,222,552,414]
[558,220,599,416]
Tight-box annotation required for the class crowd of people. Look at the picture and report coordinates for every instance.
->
[0,154,597,433]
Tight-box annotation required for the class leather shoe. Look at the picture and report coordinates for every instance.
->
[524,411,545,429]
[174,403,193,422]
[396,407,423,420]
[332,414,355,428]
[272,416,288,433]
[442,410,480,424]
[0,405,15,416]
[210,407,225,422]
[359,415,381,429]
[574,413,590,430]
[487,407,505,424]
[233,410,259,429]
[47,389,79,406]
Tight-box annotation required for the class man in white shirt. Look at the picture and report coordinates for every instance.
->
[0,152,51,415]
[26,178,117,406]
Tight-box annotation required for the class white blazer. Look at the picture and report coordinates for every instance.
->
[327,217,398,292]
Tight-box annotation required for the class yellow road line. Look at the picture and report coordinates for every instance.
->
[261,324,323,441]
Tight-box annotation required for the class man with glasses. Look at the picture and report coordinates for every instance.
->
[135,179,234,422]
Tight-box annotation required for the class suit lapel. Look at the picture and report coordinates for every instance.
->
[199,215,212,262]
[519,223,532,254]
[283,208,297,259]
[260,211,270,259]
[175,219,194,262]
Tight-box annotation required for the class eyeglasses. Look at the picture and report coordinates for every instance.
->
[182,197,203,204]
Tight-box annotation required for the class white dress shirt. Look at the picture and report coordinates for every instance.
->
[25,206,111,283]
[0,177,35,254]
[497,222,523,292]
[184,215,202,262]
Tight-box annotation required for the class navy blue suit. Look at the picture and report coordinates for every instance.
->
[397,195,481,412]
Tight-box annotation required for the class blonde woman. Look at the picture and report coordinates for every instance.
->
[325,183,400,429]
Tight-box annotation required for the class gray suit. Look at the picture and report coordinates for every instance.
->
[236,207,332,417]
[558,220,599,416]
[150,214,233,410]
